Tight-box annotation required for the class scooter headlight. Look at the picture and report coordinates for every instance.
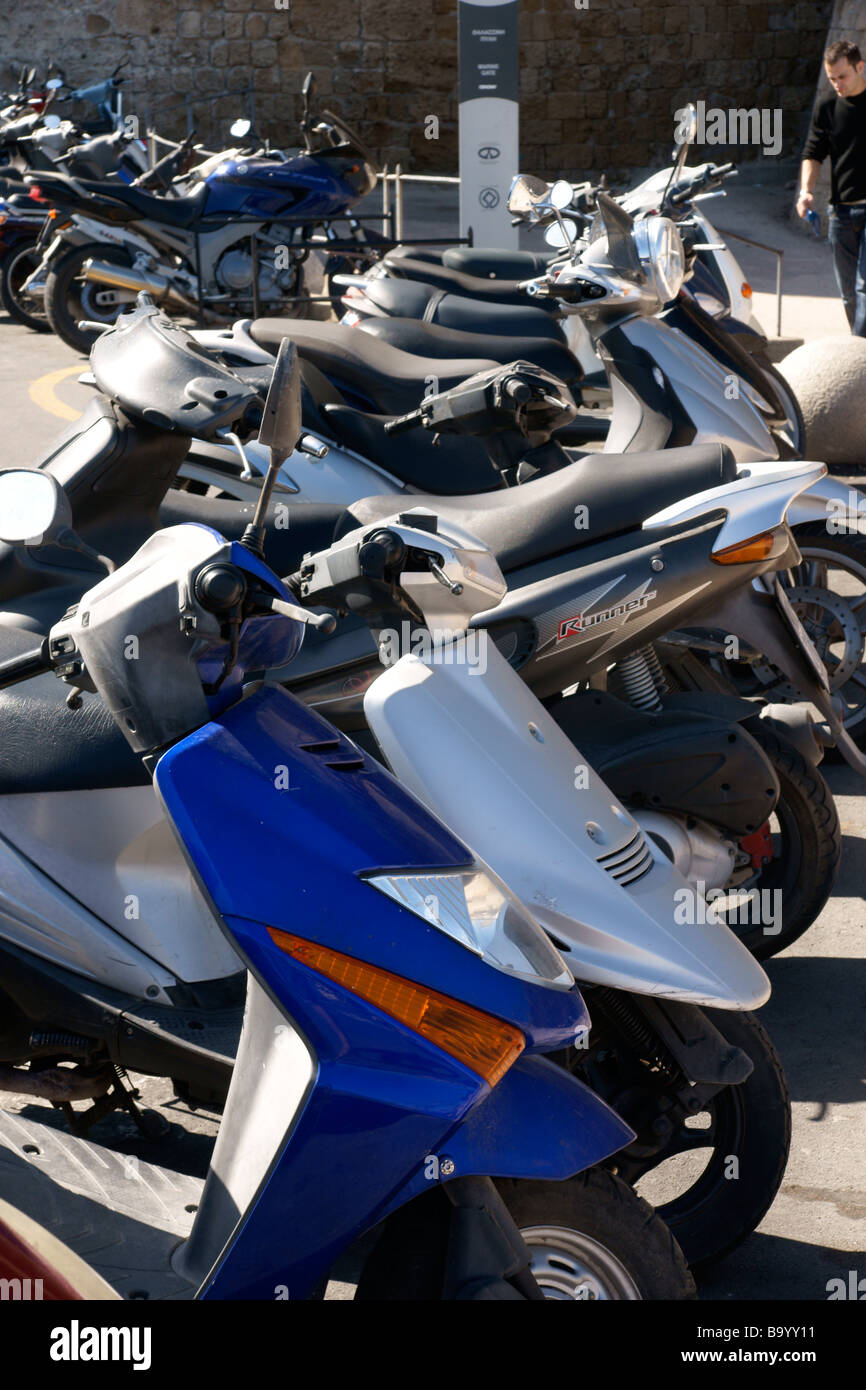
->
[365,866,573,987]
[634,215,685,302]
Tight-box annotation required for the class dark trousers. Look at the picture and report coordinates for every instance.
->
[829,204,866,337]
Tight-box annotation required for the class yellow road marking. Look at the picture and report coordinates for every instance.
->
[28,365,83,422]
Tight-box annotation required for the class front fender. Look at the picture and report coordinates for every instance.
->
[787,474,866,529]
[375,1054,635,1226]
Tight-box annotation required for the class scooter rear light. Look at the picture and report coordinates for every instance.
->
[741,282,753,298]
[267,928,525,1086]
[710,530,775,564]
[28,186,46,203]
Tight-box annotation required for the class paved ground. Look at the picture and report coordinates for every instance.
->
[0,166,863,1301]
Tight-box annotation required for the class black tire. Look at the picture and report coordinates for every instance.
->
[498,1170,696,1299]
[356,1170,696,1299]
[714,725,840,959]
[603,1007,791,1270]
[45,242,135,353]
[0,239,50,331]
[752,353,806,458]
[785,524,866,748]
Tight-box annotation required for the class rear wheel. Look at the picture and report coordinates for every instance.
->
[45,242,135,353]
[712,726,840,958]
[0,239,49,331]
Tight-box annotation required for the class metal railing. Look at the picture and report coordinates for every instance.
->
[378,165,463,242]
[715,226,784,338]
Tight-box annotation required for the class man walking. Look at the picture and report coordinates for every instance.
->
[799,39,866,336]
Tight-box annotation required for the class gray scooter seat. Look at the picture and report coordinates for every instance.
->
[344,443,738,573]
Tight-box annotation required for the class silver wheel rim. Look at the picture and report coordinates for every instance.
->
[521,1225,642,1300]
[781,543,866,734]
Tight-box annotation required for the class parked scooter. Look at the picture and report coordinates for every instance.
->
[0,348,693,1300]
[0,410,792,1271]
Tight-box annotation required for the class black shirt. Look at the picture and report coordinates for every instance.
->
[803,88,866,204]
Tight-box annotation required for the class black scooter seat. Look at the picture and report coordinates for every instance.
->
[357,317,581,383]
[248,318,499,416]
[382,252,544,303]
[0,624,148,793]
[384,245,555,279]
[358,277,564,338]
[345,443,738,573]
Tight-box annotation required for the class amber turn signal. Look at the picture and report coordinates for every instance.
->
[268,928,525,1086]
[711,531,775,564]
[741,281,753,299]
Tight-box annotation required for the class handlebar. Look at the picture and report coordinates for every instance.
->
[0,639,52,691]
[384,407,424,436]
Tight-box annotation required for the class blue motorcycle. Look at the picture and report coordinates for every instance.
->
[0,344,693,1300]
[25,71,382,352]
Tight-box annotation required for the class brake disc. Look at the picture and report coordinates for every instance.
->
[753,583,864,695]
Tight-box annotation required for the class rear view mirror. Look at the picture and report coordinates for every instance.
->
[544,218,578,249]
[243,339,301,555]
[258,338,301,460]
[46,77,63,92]
[549,179,574,210]
[507,174,551,217]
[230,118,251,138]
[302,72,317,103]
[43,114,62,129]
[0,469,71,545]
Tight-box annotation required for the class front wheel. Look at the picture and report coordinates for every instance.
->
[752,354,806,458]
[45,242,136,353]
[0,239,50,331]
[592,1005,791,1269]
[498,1169,696,1299]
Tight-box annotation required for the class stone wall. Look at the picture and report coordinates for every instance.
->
[1,0,835,178]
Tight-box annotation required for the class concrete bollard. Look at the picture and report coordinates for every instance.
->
[778,336,866,465]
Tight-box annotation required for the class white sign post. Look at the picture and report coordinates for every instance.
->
[458,0,519,249]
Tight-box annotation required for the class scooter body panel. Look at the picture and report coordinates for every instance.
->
[603,317,778,461]
[364,640,770,1008]
[0,787,242,991]
[151,682,625,1298]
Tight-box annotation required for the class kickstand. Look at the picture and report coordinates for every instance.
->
[54,1066,169,1140]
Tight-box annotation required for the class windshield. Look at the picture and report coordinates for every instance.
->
[590,192,642,279]
[317,109,377,168]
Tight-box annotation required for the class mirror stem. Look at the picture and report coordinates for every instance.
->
[241,448,289,557]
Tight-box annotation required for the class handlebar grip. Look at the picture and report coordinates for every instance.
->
[384,408,423,436]
[0,641,51,691]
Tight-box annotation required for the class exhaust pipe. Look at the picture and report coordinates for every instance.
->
[82,257,198,313]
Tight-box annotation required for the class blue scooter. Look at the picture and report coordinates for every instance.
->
[0,343,693,1300]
